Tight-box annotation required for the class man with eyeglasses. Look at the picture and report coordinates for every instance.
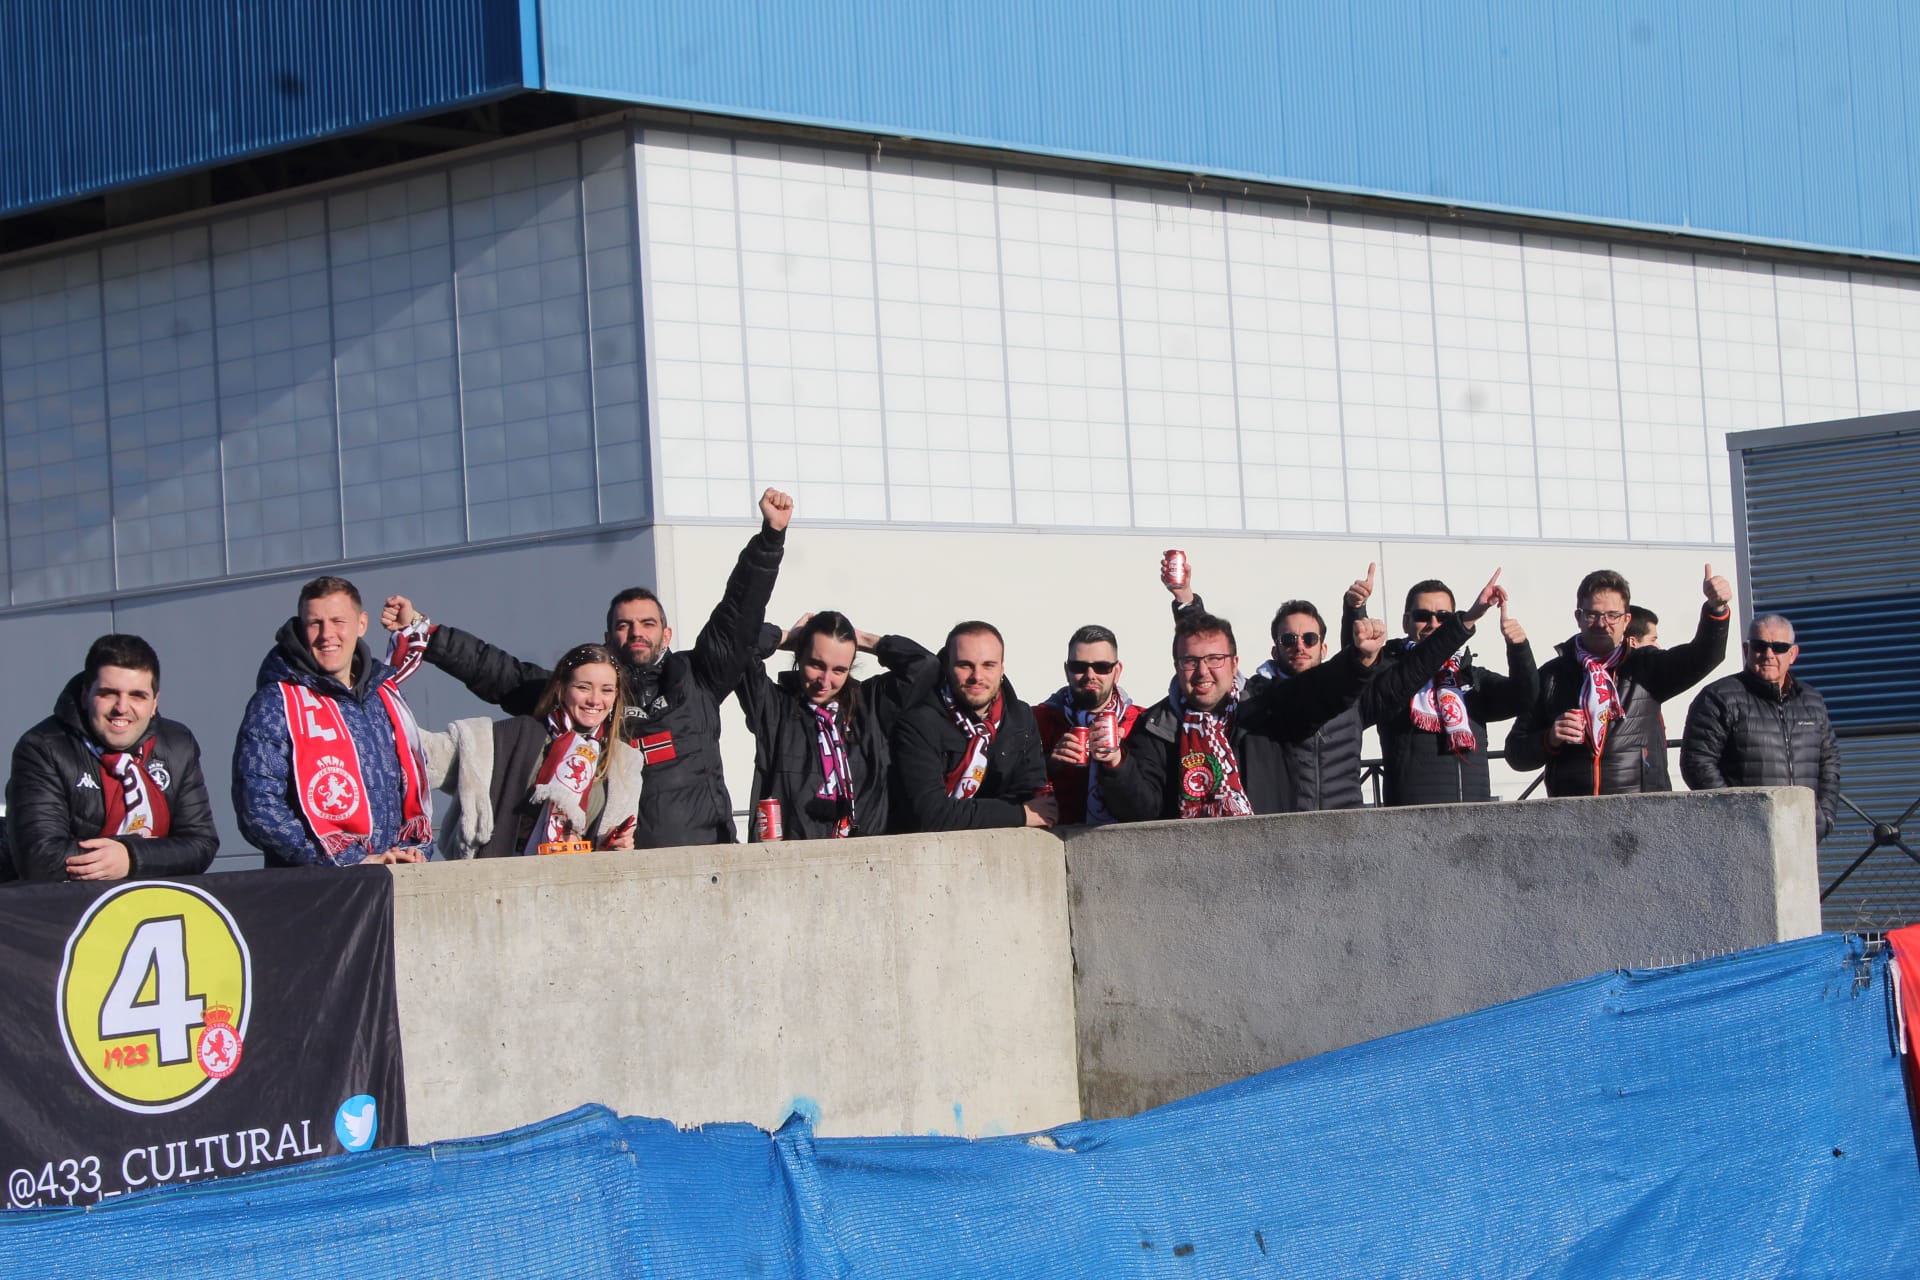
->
[1506,566,1731,796]
[1366,575,1538,805]
[1165,561,1373,810]
[1101,605,1388,822]
[1034,625,1141,826]
[1679,614,1839,839]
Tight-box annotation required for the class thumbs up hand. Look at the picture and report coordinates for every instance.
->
[1702,563,1732,611]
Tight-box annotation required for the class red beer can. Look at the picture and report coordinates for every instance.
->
[1069,726,1090,758]
[1162,549,1189,590]
[1092,710,1119,755]
[755,797,784,841]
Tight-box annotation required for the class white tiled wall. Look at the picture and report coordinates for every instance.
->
[639,129,1915,550]
[3,124,1920,609]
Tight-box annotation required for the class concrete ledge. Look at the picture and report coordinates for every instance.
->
[1062,787,1820,1119]
[391,829,1080,1142]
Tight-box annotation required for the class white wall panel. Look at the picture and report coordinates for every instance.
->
[1430,226,1538,539]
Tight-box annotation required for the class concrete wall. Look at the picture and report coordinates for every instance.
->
[390,827,1080,1142]
[1063,787,1820,1119]
[386,785,1814,1140]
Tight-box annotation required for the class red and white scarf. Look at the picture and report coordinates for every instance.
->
[386,614,439,684]
[1174,691,1254,819]
[1575,641,1627,755]
[811,702,855,838]
[1408,649,1476,755]
[941,685,1002,799]
[522,709,605,854]
[94,739,171,840]
[280,680,432,861]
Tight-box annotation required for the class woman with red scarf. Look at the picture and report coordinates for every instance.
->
[422,644,644,859]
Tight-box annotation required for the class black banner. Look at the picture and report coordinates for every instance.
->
[0,866,407,1208]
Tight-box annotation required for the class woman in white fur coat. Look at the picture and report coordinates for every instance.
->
[421,643,643,859]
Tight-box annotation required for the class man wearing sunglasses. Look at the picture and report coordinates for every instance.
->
[1365,575,1538,805]
[1679,615,1839,839]
[1506,565,1731,796]
[1034,625,1141,826]
[1101,602,1388,822]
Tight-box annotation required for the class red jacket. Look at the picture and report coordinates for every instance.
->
[1033,688,1143,825]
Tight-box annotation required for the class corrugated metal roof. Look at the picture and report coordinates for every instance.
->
[14,1,1920,262]
[1741,430,1920,602]
[0,0,531,219]
[532,0,1920,262]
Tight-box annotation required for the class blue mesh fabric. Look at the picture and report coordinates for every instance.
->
[5,933,1916,1278]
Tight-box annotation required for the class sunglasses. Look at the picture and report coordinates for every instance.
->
[1409,609,1454,624]
[1750,640,1793,655]
[1066,660,1118,675]
[1277,631,1321,649]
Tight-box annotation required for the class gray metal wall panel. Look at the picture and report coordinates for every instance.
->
[1,526,656,875]
[1818,733,1920,933]
[1739,428,1920,602]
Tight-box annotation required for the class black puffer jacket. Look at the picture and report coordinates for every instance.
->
[420,523,782,849]
[1103,649,1372,821]
[1506,606,1728,797]
[737,630,939,840]
[6,674,219,882]
[1186,594,1370,812]
[1369,632,1538,806]
[888,680,1048,832]
[1680,672,1841,839]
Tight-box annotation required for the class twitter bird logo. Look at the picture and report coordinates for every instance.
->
[335,1095,378,1152]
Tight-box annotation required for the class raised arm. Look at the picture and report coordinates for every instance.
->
[1634,566,1733,701]
[1339,562,1375,649]
[861,633,941,736]
[1358,614,1475,727]
[687,489,790,701]
[1468,601,1539,724]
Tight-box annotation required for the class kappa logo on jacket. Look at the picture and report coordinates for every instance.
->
[75,774,99,790]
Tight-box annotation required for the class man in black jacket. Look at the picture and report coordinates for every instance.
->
[1370,575,1538,806]
[1102,608,1388,821]
[1165,557,1374,811]
[889,621,1058,832]
[382,489,791,849]
[1680,613,1841,839]
[1507,565,1731,796]
[6,634,219,882]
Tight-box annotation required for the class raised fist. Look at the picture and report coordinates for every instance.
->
[381,595,419,632]
[1352,616,1387,664]
[760,488,795,531]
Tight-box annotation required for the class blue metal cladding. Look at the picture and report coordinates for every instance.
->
[536,0,1920,260]
[0,0,531,219]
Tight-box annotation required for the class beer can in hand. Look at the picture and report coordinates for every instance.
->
[1161,549,1189,590]
[1069,726,1090,758]
[1092,710,1118,755]
[755,797,784,841]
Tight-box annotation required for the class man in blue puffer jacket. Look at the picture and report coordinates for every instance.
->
[234,575,434,867]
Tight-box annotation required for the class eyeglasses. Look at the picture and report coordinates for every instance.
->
[1577,610,1628,625]
[1066,660,1118,675]
[1750,640,1793,655]
[1276,631,1321,649]
[1175,653,1235,672]
[1408,609,1453,625]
